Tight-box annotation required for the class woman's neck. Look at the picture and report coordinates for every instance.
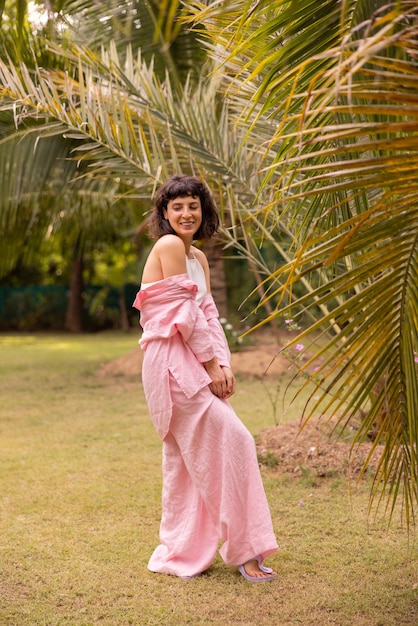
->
[179,235,193,256]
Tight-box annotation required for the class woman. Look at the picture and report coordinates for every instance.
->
[133,175,278,582]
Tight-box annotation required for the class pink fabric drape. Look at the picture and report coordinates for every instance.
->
[133,275,278,577]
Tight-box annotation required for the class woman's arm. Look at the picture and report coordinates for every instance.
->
[146,238,233,399]
[142,235,187,283]
[192,248,235,398]
[158,235,188,277]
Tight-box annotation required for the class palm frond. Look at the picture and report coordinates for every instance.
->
[265,197,418,524]
[185,0,418,524]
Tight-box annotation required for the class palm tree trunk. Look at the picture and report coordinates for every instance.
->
[65,243,84,333]
[119,287,130,331]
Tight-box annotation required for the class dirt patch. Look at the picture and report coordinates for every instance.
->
[100,330,381,479]
[100,344,144,378]
[99,330,290,379]
[256,417,381,480]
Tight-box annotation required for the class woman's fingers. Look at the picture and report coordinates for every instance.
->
[209,381,226,398]
[207,365,236,399]
[221,366,236,398]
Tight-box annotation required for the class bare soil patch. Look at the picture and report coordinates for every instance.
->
[256,417,380,480]
[100,330,381,479]
[99,329,290,379]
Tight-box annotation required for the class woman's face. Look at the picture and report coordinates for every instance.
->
[163,195,202,240]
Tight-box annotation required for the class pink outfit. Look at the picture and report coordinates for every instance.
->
[133,274,278,578]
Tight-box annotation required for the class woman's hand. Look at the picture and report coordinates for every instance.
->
[221,366,236,399]
[203,359,236,399]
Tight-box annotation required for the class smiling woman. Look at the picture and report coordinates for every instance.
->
[133,174,278,582]
[148,174,219,242]
[164,195,202,238]
[141,175,218,286]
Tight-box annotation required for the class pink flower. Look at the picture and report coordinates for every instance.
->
[295,344,304,351]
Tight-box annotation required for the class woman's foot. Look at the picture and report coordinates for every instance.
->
[238,559,277,582]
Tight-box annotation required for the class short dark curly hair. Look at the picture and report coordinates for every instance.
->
[148,175,220,240]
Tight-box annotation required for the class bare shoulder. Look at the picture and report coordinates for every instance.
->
[142,235,187,282]
[155,235,187,279]
[155,234,186,255]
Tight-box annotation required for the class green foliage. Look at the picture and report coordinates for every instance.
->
[0,284,139,331]
[90,242,141,288]
[219,316,252,352]
[257,449,279,469]
[0,286,68,330]
[0,0,208,284]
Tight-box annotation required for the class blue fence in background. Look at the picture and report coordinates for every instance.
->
[0,284,139,331]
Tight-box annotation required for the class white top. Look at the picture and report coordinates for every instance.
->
[185,256,207,304]
[141,254,207,304]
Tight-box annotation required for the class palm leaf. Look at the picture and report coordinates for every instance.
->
[186,0,418,524]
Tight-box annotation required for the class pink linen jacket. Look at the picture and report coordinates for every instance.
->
[133,273,231,439]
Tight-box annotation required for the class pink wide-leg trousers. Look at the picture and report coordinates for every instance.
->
[147,377,278,578]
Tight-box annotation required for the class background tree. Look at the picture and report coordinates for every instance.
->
[0,0,214,329]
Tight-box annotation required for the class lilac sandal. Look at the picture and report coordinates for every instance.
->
[256,555,274,574]
[238,556,277,582]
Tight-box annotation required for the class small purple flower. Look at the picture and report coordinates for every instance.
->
[295,344,304,351]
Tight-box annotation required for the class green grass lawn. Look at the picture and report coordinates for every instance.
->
[0,332,417,625]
